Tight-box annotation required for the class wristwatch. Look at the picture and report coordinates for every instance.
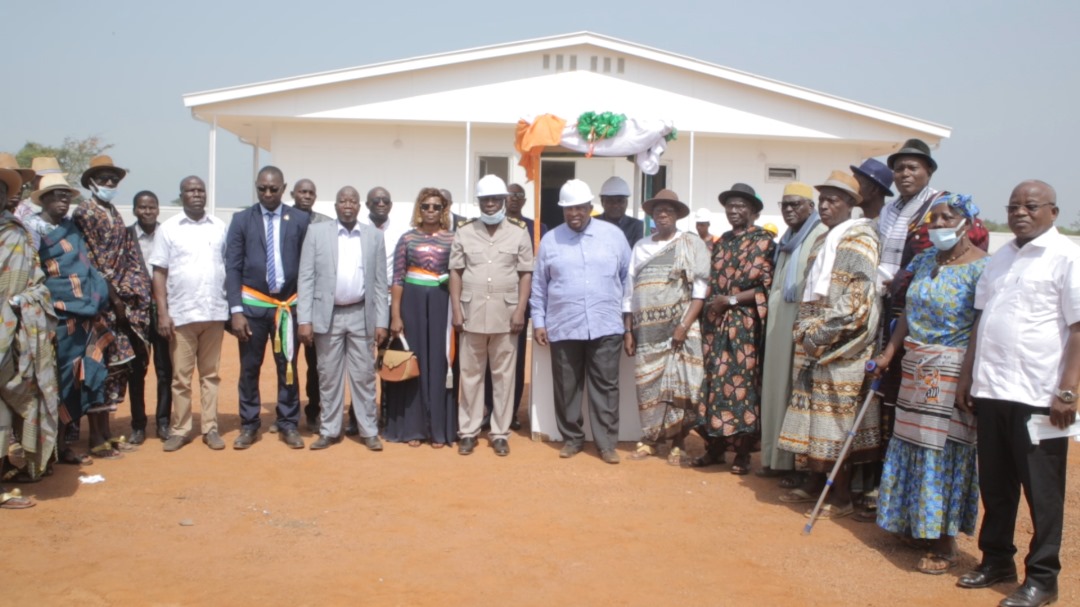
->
[727,296,738,307]
[1056,388,1078,403]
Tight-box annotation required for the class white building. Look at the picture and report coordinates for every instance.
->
[182,31,950,235]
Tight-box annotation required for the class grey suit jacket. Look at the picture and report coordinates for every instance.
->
[297,220,388,334]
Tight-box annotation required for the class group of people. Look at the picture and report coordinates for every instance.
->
[0,138,1072,606]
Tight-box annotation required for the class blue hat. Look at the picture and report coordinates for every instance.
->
[850,158,895,198]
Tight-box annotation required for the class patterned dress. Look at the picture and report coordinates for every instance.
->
[72,197,151,409]
[876,251,987,539]
[778,221,881,472]
[699,226,776,448]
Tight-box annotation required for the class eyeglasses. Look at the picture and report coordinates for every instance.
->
[509,193,526,200]
[778,200,808,210]
[1005,202,1055,214]
[94,174,121,186]
[368,196,391,205]
[257,185,282,194]
[419,204,443,211]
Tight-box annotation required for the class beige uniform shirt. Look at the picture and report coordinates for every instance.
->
[449,217,533,334]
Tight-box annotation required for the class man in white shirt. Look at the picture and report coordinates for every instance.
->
[957,180,1079,607]
[150,176,230,452]
[298,186,389,450]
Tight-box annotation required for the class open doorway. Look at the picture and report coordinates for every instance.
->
[540,160,575,229]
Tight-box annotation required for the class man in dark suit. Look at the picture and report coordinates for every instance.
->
[126,190,173,444]
[225,166,310,450]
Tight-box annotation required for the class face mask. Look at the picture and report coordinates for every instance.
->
[92,184,118,203]
[479,208,505,225]
[928,222,964,251]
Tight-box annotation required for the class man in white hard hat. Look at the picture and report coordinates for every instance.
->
[694,208,717,251]
[598,176,643,247]
[450,175,533,456]
[530,179,631,464]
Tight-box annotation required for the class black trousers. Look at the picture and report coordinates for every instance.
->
[974,397,1068,591]
[550,334,622,451]
[129,323,172,431]
[238,314,300,431]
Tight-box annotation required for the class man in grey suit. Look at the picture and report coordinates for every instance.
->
[297,186,389,450]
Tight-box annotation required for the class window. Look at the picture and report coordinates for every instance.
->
[478,156,510,184]
[766,165,798,183]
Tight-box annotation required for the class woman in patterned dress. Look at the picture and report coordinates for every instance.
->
[870,194,986,574]
[384,188,457,447]
[695,186,776,474]
[624,191,709,466]
[777,171,881,519]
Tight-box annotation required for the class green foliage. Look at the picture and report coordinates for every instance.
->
[15,136,113,190]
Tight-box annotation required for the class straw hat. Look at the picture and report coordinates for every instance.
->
[80,155,127,188]
[30,173,79,205]
[31,156,64,176]
[814,171,863,205]
[0,153,35,184]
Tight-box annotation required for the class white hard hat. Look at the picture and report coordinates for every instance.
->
[695,208,712,223]
[599,176,631,197]
[476,174,509,198]
[558,179,594,207]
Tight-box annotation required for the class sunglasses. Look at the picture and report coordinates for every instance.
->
[419,203,444,211]
[369,196,391,205]
[257,185,282,194]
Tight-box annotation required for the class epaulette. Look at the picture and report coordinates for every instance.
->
[507,216,527,229]
[458,217,477,227]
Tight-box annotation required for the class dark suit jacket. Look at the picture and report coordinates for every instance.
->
[225,203,310,318]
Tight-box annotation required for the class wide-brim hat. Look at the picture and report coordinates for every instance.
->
[0,153,35,184]
[850,158,895,197]
[815,170,863,205]
[718,182,763,213]
[642,189,690,219]
[81,154,128,188]
[0,168,22,200]
[30,173,78,205]
[886,138,937,172]
[31,156,63,176]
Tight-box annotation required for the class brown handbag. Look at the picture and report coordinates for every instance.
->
[378,336,420,382]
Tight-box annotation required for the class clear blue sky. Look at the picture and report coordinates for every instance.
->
[4,0,1077,223]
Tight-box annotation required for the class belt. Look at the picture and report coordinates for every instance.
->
[405,266,449,287]
[241,286,298,384]
[334,299,365,308]
[462,282,517,294]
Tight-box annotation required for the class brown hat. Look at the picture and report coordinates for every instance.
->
[814,171,863,205]
[30,173,79,206]
[81,155,127,188]
[0,153,35,184]
[31,156,63,175]
[642,189,690,219]
[887,138,937,172]
[0,169,22,200]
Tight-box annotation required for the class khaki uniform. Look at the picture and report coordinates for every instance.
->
[449,217,533,440]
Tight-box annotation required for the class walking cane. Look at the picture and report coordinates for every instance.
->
[802,361,884,535]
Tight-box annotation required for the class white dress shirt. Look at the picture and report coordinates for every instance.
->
[360,214,409,283]
[334,221,365,305]
[972,227,1080,407]
[134,222,157,276]
[148,213,229,327]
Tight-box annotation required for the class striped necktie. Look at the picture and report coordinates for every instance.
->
[265,211,277,292]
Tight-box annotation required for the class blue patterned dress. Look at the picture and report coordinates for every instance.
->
[876,250,988,538]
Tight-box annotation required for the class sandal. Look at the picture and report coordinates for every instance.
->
[916,552,956,575]
[109,436,138,452]
[779,488,817,503]
[407,440,422,448]
[731,454,751,475]
[778,472,806,489]
[0,488,35,509]
[58,448,92,466]
[852,509,878,524]
[688,452,724,468]
[804,503,855,520]
[430,443,445,449]
[2,467,45,484]
[628,442,657,461]
[89,443,123,460]
[667,447,688,467]
[755,466,783,478]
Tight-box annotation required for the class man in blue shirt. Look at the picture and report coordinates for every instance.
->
[530,179,631,464]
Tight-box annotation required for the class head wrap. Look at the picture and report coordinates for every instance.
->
[934,193,979,220]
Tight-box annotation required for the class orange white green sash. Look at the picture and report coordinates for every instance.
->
[241,286,298,384]
[404,266,449,287]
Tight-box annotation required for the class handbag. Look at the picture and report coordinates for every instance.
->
[378,335,420,382]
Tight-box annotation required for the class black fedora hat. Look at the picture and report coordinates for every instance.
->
[717,182,762,213]
[887,138,937,172]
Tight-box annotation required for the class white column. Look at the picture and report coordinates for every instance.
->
[252,133,261,203]
[208,115,217,216]
[688,131,696,210]
[463,121,472,216]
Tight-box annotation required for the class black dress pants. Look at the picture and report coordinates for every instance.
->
[238,314,300,431]
[549,334,622,451]
[129,323,173,431]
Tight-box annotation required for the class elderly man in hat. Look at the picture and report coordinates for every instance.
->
[450,175,533,456]
[72,155,152,459]
[851,158,894,224]
[758,182,828,484]
[694,208,718,251]
[954,180,1077,607]
[598,176,643,247]
[226,165,311,450]
[531,179,631,464]
[0,166,56,507]
[879,139,939,291]
[778,170,881,519]
[9,156,63,249]
[0,154,33,214]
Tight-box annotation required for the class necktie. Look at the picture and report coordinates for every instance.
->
[265,211,277,292]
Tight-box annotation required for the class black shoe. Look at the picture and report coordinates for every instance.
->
[458,436,477,455]
[344,423,360,437]
[305,416,319,433]
[362,436,384,452]
[128,429,146,446]
[156,422,170,441]
[957,563,1019,589]
[492,438,509,456]
[281,428,305,449]
[233,429,258,450]
[559,443,583,459]
[999,583,1058,607]
[510,419,522,431]
[309,435,340,450]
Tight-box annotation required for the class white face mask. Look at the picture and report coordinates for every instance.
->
[479,208,505,225]
[928,221,965,251]
[91,183,118,203]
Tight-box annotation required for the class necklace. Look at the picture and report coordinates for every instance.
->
[932,242,969,277]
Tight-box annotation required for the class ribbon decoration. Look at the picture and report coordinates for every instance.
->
[576,111,627,157]
[241,286,298,384]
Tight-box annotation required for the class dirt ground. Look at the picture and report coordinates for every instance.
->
[5,348,1080,607]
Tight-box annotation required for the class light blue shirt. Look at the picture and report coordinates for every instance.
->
[260,205,285,293]
[530,217,630,342]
